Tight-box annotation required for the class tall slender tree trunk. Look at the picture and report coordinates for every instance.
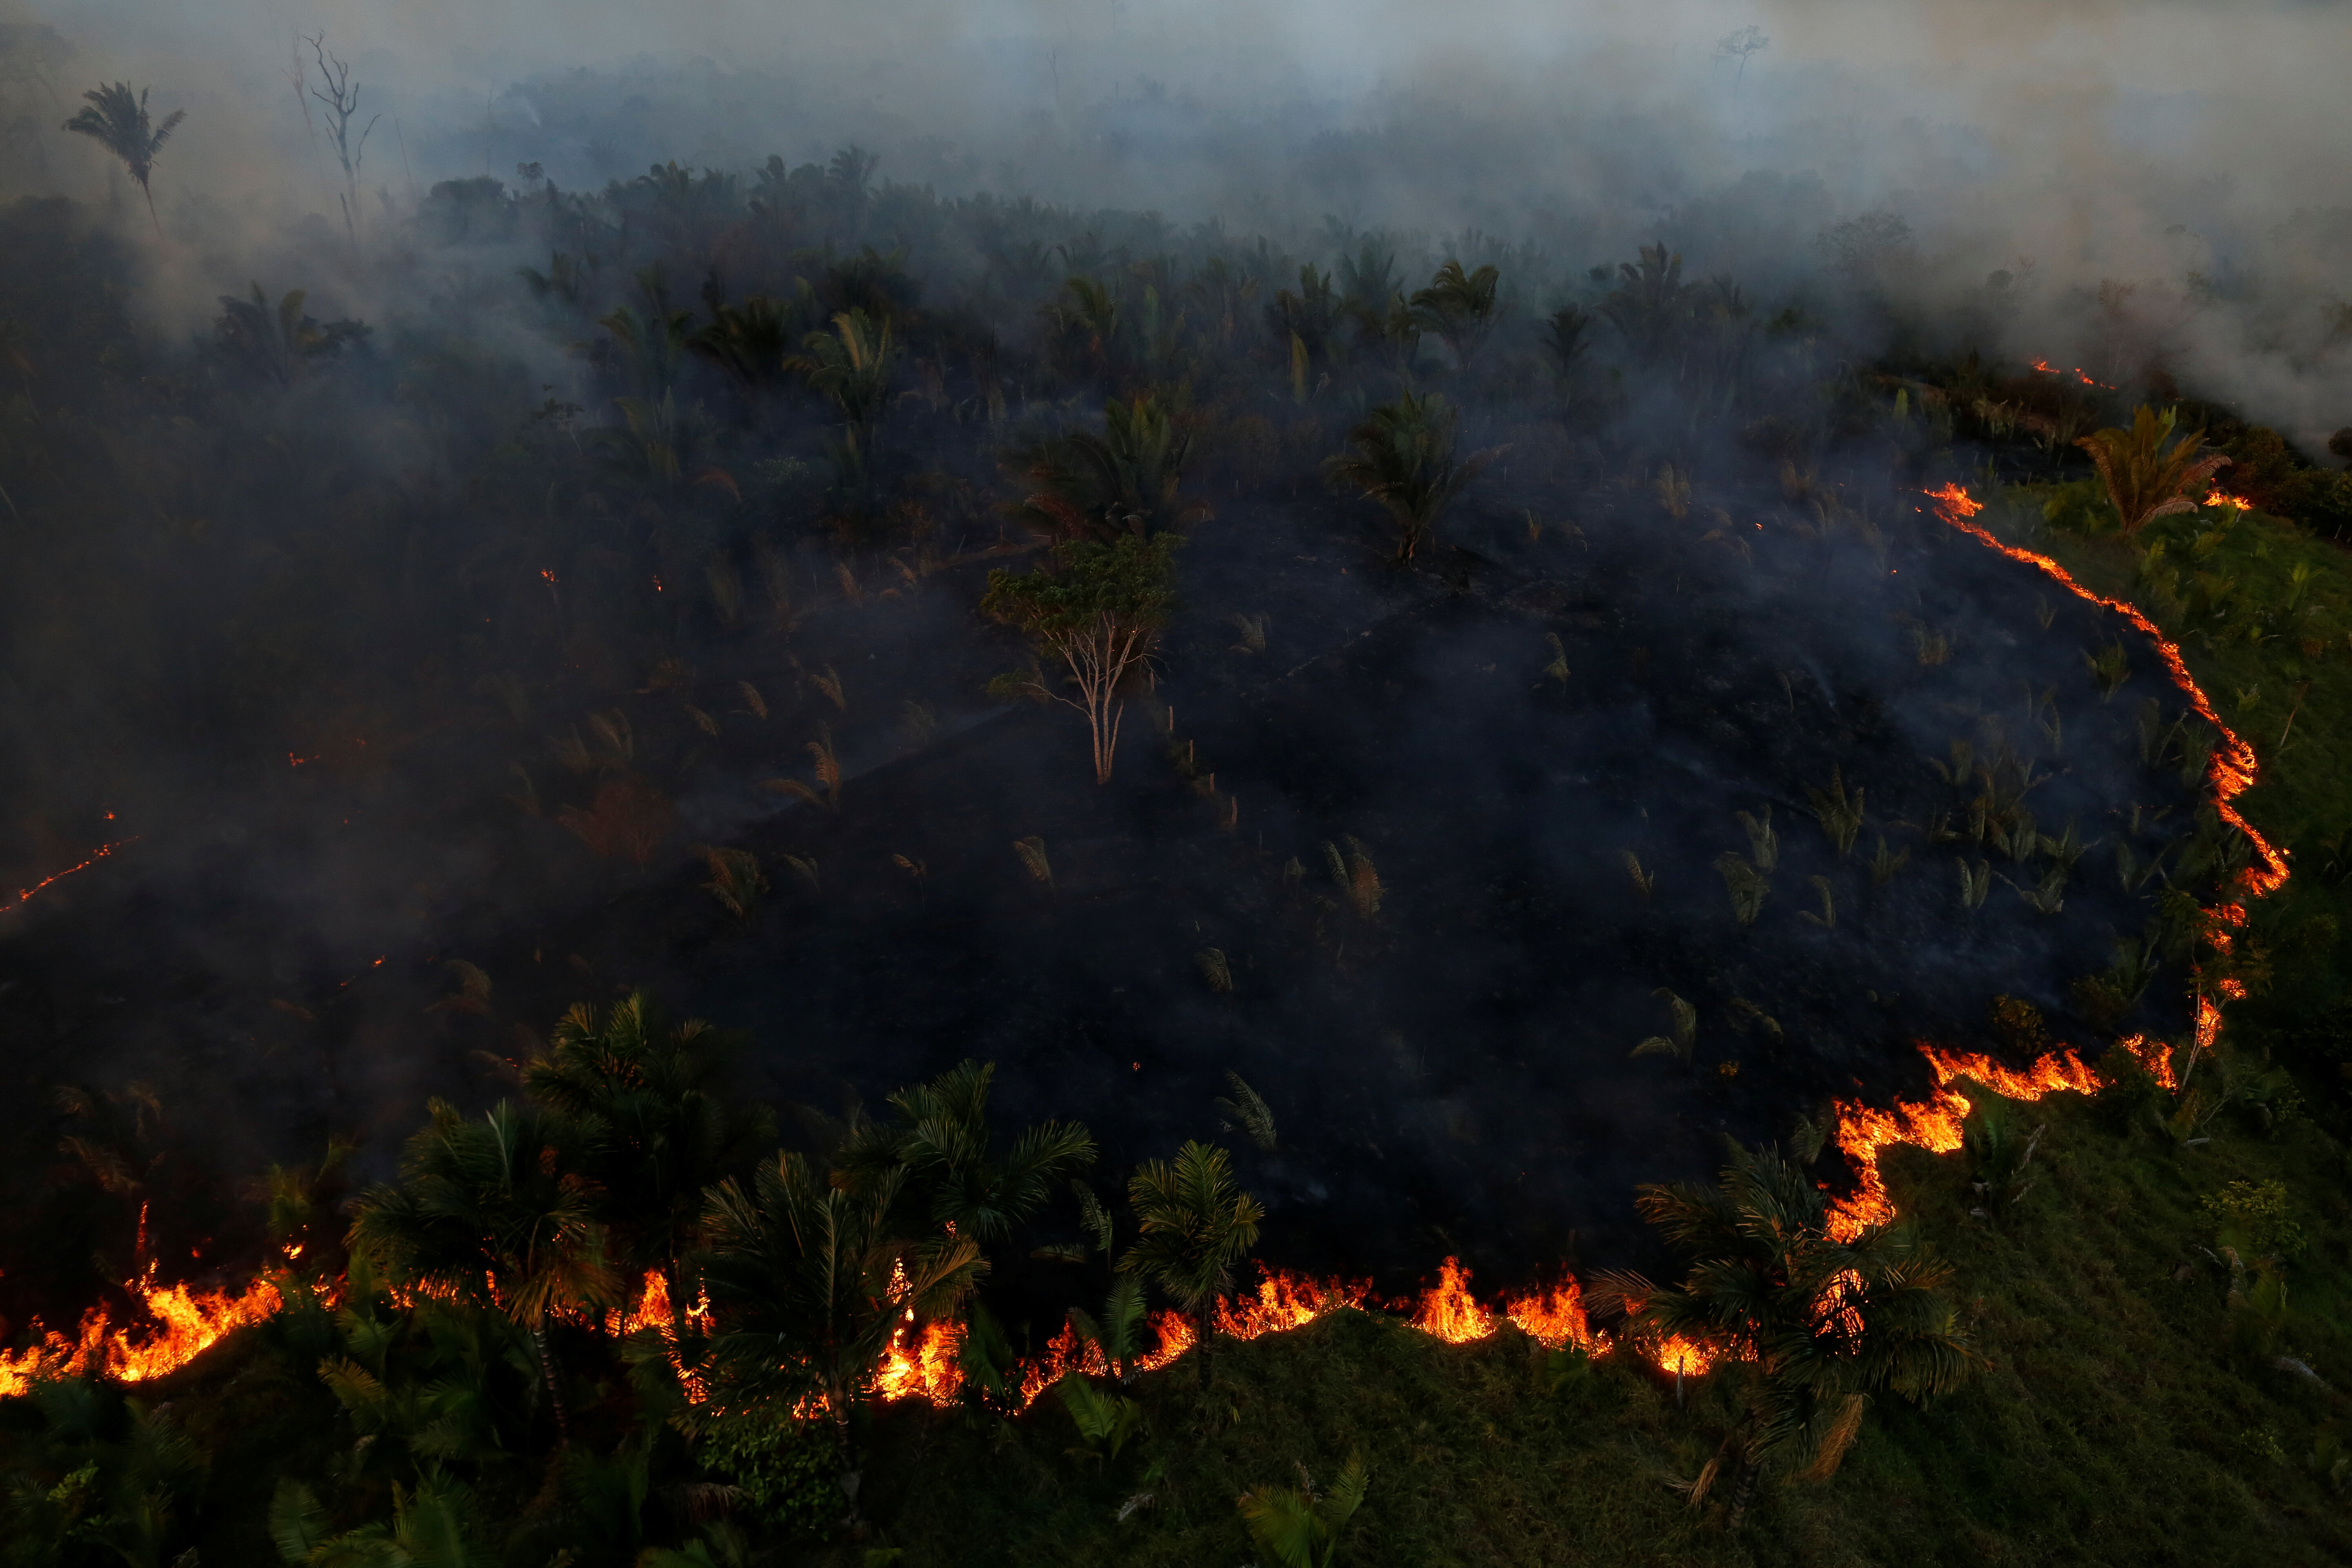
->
[1724,1456,1760,1531]
[830,1383,863,1528]
[1194,1296,1215,1388]
[141,183,163,243]
[534,1323,572,1448]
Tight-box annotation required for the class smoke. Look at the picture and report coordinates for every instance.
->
[0,0,2333,1317]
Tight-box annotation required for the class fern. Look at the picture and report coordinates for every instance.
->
[1631,989,1698,1065]
[1802,764,1865,859]
[1621,849,1654,901]
[1799,875,1836,929]
[1735,805,1778,873]
[1071,1180,1115,1253]
[1013,836,1053,886]
[699,846,766,919]
[1713,851,1769,925]
[1214,1071,1277,1152]
[1542,633,1570,690]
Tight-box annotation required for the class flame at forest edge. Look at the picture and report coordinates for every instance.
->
[0,481,2284,1405]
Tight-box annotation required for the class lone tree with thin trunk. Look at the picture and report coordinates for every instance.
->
[2076,404,2232,535]
[62,81,183,239]
[1123,1140,1263,1387]
[983,532,1180,784]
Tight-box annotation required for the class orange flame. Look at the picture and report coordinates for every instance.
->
[1217,1268,1372,1340]
[1411,1257,1498,1344]
[875,1317,966,1406]
[2114,1033,2178,1091]
[1922,486,2285,899]
[0,1275,282,1397]
[1654,1335,1715,1376]
[1503,1277,1594,1350]
[1826,1043,2103,1240]
[1814,486,2300,1245]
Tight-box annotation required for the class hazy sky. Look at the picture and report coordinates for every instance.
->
[9,0,2349,442]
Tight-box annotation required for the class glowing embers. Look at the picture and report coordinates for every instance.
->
[0,1272,283,1397]
[4,837,139,913]
[2027,359,2116,390]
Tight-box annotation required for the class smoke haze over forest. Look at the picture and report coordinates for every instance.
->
[0,0,2346,1315]
[5,0,2350,447]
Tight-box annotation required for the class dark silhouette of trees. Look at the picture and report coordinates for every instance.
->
[349,1101,622,1447]
[524,993,771,1305]
[1602,243,1691,365]
[1005,393,1212,542]
[838,1058,1096,1243]
[1410,259,1501,374]
[212,285,370,385]
[1326,392,1500,563]
[692,1151,983,1514]
[62,82,183,238]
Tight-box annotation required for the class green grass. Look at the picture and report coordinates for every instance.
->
[837,1076,2352,1568]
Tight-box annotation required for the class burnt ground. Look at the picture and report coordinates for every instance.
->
[0,463,2206,1334]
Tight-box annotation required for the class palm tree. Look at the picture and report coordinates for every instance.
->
[270,1470,493,1568]
[1325,392,1500,564]
[1238,1453,1371,1568]
[63,82,183,240]
[786,308,895,479]
[1592,1143,1978,1529]
[1602,243,1691,364]
[692,1152,984,1505]
[348,1100,621,1447]
[523,993,771,1307]
[1123,1140,1264,1385]
[1541,305,1593,385]
[1005,393,1213,542]
[838,1058,1096,1242]
[2077,405,2232,535]
[1410,259,1501,374]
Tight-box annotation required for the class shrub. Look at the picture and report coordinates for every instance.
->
[694,1407,842,1535]
[2202,1178,2306,1262]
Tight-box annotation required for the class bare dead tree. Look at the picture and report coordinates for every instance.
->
[1716,26,1770,84]
[304,33,377,242]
